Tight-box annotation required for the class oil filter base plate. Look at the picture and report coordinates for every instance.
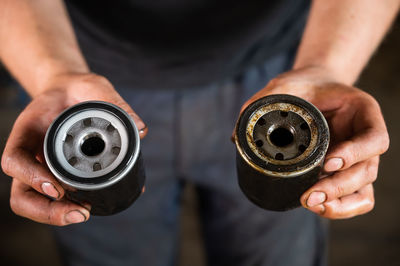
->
[44,101,145,216]
[235,94,329,211]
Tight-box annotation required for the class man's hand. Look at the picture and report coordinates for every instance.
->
[240,66,389,219]
[1,73,147,226]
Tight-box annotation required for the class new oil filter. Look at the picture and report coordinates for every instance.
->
[44,101,145,215]
[234,94,329,211]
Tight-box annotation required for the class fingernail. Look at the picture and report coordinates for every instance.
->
[324,158,344,172]
[307,191,327,207]
[41,182,60,199]
[82,203,92,211]
[139,124,147,134]
[65,210,87,224]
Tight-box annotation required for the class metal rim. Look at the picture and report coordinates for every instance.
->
[246,103,317,164]
[235,94,329,178]
[44,101,140,190]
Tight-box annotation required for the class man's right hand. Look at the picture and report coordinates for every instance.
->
[1,73,147,226]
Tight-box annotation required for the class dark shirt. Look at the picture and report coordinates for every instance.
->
[65,0,309,89]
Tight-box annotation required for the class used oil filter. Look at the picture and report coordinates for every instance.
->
[234,94,329,211]
[44,101,145,215]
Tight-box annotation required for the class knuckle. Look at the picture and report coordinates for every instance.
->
[379,132,390,154]
[22,164,38,188]
[365,199,375,213]
[348,140,361,164]
[366,93,378,104]
[9,194,20,215]
[81,73,112,89]
[323,205,348,220]
[364,193,375,213]
[365,161,378,183]
[98,76,113,88]
[46,203,64,226]
[336,140,355,167]
[360,91,379,108]
[334,184,345,198]
[1,153,12,176]
[355,188,375,216]
[358,198,375,216]
[265,76,280,87]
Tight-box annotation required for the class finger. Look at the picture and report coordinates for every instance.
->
[1,108,64,198]
[69,73,147,134]
[2,147,64,199]
[10,179,90,226]
[308,184,375,219]
[301,156,379,207]
[138,125,148,139]
[324,99,389,172]
[112,99,148,138]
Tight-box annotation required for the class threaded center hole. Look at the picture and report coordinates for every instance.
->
[269,127,294,147]
[81,135,105,156]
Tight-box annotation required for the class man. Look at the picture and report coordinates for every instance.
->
[0,0,394,265]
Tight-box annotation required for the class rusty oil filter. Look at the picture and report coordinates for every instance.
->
[44,101,145,215]
[234,94,329,211]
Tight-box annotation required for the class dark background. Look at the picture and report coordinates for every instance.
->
[0,18,399,266]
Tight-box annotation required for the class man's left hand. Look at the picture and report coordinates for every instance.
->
[240,66,389,219]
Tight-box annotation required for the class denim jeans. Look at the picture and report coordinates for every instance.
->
[53,51,327,266]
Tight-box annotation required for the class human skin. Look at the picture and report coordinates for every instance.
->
[0,0,397,225]
[239,0,398,218]
[0,0,146,225]
[240,67,389,219]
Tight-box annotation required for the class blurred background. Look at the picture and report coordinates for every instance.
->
[0,17,399,266]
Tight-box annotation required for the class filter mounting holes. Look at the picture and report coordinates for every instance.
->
[299,144,307,153]
[93,162,102,171]
[68,157,77,166]
[255,140,264,147]
[300,122,309,130]
[275,153,284,160]
[257,118,266,126]
[280,111,288,117]
[83,118,92,127]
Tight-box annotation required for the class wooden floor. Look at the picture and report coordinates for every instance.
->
[1,19,400,266]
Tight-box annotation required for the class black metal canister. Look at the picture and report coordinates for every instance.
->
[44,101,145,215]
[234,94,329,211]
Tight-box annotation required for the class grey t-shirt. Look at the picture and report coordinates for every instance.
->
[65,0,309,89]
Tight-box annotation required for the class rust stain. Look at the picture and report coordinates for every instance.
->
[241,102,322,177]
